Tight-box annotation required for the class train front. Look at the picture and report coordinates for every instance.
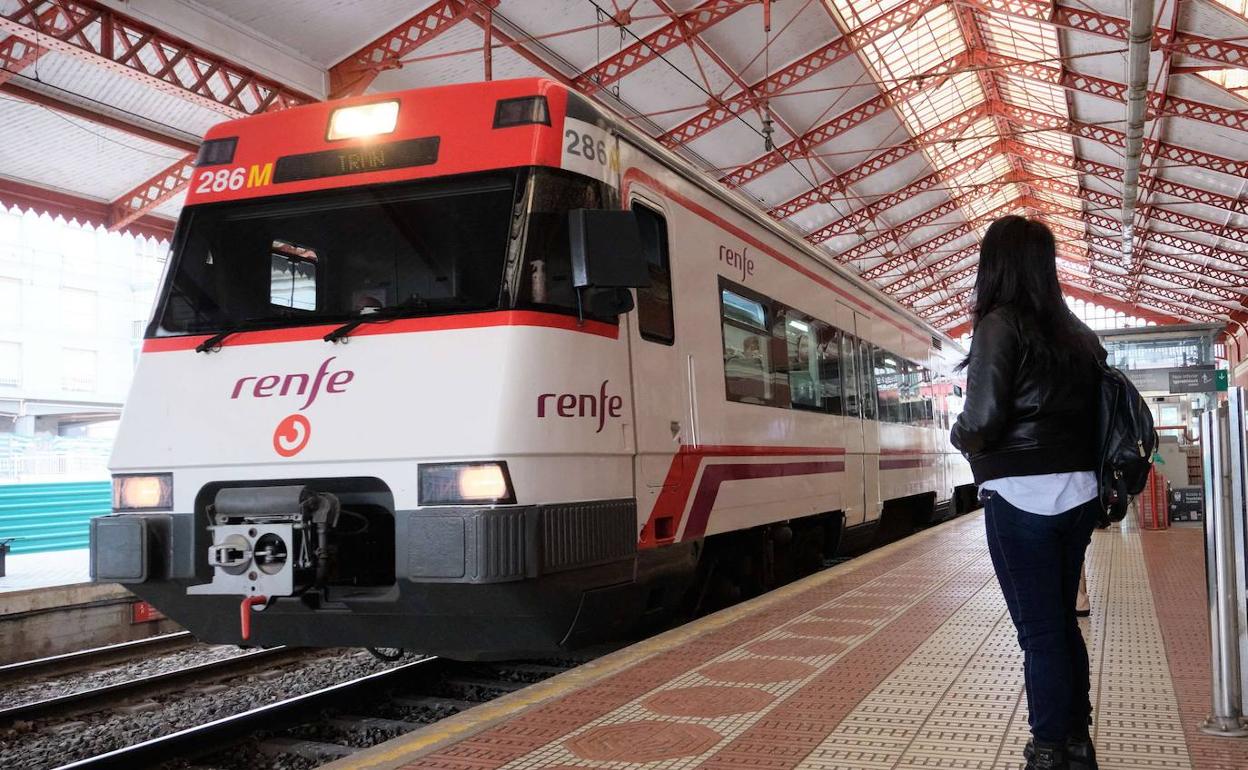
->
[88,79,656,659]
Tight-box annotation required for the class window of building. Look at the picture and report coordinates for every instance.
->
[632,202,674,344]
[61,288,98,334]
[61,348,97,393]
[0,341,19,387]
[0,277,18,327]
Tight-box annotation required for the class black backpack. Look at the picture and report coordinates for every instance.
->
[1096,365,1158,523]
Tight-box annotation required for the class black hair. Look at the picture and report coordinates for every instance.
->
[963,215,1101,371]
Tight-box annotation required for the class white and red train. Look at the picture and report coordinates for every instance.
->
[90,78,974,659]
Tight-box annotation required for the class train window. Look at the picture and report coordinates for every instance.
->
[841,333,859,418]
[817,324,843,415]
[859,341,878,421]
[721,287,773,405]
[874,349,902,423]
[516,168,614,319]
[784,314,822,410]
[632,202,674,344]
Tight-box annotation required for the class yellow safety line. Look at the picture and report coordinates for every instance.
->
[323,513,976,770]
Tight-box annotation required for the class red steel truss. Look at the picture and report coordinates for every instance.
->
[573,0,746,92]
[659,0,945,148]
[0,0,314,117]
[0,176,173,240]
[329,0,493,98]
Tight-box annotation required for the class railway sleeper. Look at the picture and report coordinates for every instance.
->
[258,736,356,760]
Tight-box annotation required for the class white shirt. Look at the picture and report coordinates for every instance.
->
[980,471,1099,515]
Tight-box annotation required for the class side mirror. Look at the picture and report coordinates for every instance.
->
[568,209,652,291]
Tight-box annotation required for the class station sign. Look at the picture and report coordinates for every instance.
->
[1168,369,1221,394]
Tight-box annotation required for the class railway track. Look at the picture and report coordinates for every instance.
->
[52,654,588,770]
[0,632,196,684]
[0,645,307,724]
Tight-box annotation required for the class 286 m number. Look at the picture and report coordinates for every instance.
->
[193,163,274,194]
[565,130,606,165]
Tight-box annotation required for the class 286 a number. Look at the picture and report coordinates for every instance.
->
[565,129,607,166]
[194,167,245,194]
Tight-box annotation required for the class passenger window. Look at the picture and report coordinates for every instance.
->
[269,240,317,310]
[841,333,860,418]
[874,349,902,423]
[633,203,674,344]
[817,324,843,415]
[859,341,878,421]
[722,288,772,405]
[784,315,824,410]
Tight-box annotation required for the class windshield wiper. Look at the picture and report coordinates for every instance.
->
[194,318,292,353]
[323,298,429,343]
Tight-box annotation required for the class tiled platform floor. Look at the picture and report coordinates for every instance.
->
[0,548,89,593]
[340,513,1248,770]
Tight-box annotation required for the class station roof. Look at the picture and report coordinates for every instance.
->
[1,0,1245,335]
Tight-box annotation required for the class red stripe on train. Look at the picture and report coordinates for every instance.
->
[680,460,846,541]
[141,310,619,352]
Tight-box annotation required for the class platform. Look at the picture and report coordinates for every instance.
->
[331,513,1248,770]
[0,548,179,663]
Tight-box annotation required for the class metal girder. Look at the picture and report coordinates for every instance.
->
[572,0,746,92]
[0,79,201,152]
[328,0,492,99]
[720,51,976,188]
[982,51,1248,133]
[659,0,944,148]
[977,0,1248,70]
[953,5,1024,177]
[108,155,195,232]
[0,7,53,86]
[884,245,976,297]
[771,102,991,220]
[0,175,174,240]
[0,0,314,118]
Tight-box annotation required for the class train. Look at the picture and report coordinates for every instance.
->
[89,78,976,659]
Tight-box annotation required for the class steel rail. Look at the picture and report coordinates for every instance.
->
[53,657,445,770]
[0,645,306,724]
[0,632,194,684]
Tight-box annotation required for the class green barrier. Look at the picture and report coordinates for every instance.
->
[0,481,111,554]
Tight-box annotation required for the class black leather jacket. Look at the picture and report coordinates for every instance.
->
[950,307,1105,484]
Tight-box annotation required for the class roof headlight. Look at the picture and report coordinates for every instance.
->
[327,100,399,141]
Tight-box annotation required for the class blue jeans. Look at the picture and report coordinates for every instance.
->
[984,492,1099,742]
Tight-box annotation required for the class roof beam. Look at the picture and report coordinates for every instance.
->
[720,51,975,188]
[659,0,945,148]
[770,102,992,219]
[0,0,314,117]
[328,0,493,99]
[108,155,195,233]
[0,78,200,152]
[0,175,173,240]
[573,0,747,93]
[977,0,1248,71]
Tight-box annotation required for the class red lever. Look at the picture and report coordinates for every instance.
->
[240,595,268,641]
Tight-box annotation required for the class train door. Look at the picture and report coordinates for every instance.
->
[857,326,882,522]
[625,190,690,542]
[835,303,865,527]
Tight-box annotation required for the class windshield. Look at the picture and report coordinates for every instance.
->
[151,168,618,337]
[152,172,521,336]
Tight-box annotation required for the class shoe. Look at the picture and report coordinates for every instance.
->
[1066,733,1098,770]
[1024,739,1069,770]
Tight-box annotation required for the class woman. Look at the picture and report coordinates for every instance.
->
[951,216,1105,770]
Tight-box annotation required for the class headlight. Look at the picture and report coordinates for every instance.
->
[327,100,399,141]
[419,462,514,505]
[113,474,173,511]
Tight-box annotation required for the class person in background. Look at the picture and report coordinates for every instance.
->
[951,216,1106,770]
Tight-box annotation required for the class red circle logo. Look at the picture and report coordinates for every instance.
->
[273,414,311,457]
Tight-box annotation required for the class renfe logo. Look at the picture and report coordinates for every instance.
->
[719,244,754,280]
[231,357,354,410]
[273,414,311,457]
[538,380,623,433]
